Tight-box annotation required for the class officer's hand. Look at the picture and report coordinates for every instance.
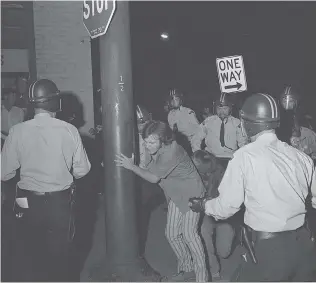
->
[114,153,135,170]
[188,197,205,213]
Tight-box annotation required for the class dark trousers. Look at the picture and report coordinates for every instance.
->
[13,187,76,282]
[237,227,316,282]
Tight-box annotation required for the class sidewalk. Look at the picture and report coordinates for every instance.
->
[80,196,244,281]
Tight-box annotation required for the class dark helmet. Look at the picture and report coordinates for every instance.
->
[136,105,152,124]
[28,79,61,112]
[279,86,300,110]
[240,93,280,137]
[214,93,233,108]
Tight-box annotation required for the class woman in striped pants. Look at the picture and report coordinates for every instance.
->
[115,120,208,282]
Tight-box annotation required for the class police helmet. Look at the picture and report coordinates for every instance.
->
[240,93,280,137]
[279,86,299,111]
[215,93,233,108]
[136,105,152,124]
[29,79,61,112]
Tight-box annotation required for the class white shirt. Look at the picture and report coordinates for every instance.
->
[1,113,91,192]
[192,115,248,158]
[168,106,200,141]
[1,105,25,140]
[205,132,316,232]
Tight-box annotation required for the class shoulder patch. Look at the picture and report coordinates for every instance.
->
[188,110,195,115]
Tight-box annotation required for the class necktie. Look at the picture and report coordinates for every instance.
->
[220,119,225,147]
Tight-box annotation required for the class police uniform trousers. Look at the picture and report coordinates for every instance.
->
[201,215,235,275]
[236,226,316,282]
[165,200,208,282]
[13,185,76,282]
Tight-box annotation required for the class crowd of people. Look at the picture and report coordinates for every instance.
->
[116,87,316,282]
[1,76,316,282]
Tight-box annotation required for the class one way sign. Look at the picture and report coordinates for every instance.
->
[216,55,247,94]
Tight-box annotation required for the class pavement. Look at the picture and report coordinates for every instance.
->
[80,195,245,282]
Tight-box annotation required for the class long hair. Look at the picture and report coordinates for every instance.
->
[142,120,175,145]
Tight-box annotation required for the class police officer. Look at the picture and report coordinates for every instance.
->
[189,93,316,282]
[1,87,25,148]
[1,79,91,282]
[192,93,248,169]
[276,86,301,145]
[167,89,200,153]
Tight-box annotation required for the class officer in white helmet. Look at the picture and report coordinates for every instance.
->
[192,92,248,169]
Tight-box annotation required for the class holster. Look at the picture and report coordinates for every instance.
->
[240,226,258,264]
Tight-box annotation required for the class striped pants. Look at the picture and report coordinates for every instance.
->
[165,200,208,282]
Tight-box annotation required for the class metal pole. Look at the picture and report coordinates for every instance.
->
[99,0,139,278]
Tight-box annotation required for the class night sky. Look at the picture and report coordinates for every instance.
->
[129,1,316,119]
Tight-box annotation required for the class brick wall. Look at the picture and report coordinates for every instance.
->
[33,1,94,135]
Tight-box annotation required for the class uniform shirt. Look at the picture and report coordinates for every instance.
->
[205,132,316,232]
[1,113,91,192]
[293,126,316,159]
[1,105,24,140]
[192,115,248,158]
[168,106,200,141]
[146,141,205,213]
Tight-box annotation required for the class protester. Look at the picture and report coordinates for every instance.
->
[115,120,208,282]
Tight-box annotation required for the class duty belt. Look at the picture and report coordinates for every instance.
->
[250,225,305,242]
[26,183,75,196]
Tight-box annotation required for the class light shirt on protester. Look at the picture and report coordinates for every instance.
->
[204,132,316,232]
[1,113,91,192]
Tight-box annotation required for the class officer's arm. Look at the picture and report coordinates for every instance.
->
[191,121,207,152]
[236,122,248,148]
[1,127,20,181]
[72,130,91,179]
[204,156,245,219]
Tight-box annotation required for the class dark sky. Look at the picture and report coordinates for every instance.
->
[129,1,316,118]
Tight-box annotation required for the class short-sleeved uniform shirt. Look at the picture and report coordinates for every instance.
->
[147,141,206,213]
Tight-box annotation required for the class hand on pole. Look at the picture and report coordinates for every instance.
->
[114,153,135,170]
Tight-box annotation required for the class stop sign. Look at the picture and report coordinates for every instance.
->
[83,0,116,39]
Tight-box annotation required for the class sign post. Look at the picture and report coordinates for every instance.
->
[216,55,247,94]
[83,0,116,39]
[83,1,161,281]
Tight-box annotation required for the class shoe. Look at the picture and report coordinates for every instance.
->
[212,272,222,281]
[161,271,195,282]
